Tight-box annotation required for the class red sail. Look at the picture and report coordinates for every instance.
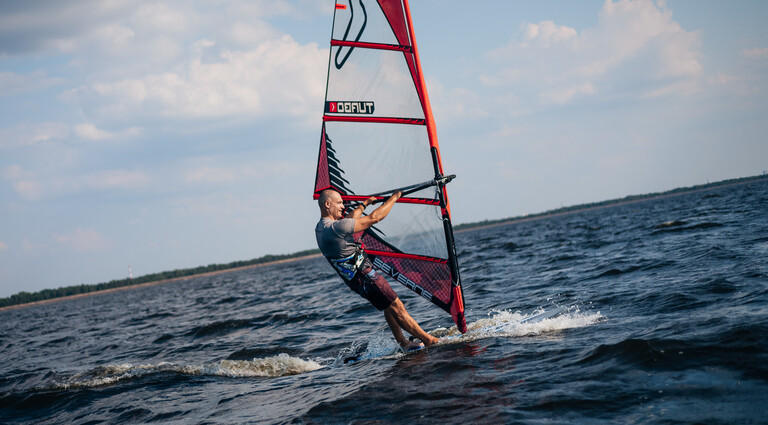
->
[314,0,466,333]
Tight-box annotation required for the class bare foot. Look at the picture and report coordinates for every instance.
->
[400,340,425,352]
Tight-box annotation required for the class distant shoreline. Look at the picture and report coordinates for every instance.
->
[3,173,766,311]
[0,253,322,312]
[454,173,767,233]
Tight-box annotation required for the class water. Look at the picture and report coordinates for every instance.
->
[1,179,767,424]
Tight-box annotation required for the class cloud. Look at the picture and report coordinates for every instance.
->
[0,1,134,55]
[3,165,33,181]
[3,165,43,201]
[742,47,768,59]
[182,157,304,186]
[540,82,596,105]
[53,228,106,252]
[81,169,151,190]
[185,165,237,184]
[428,78,493,123]
[74,123,114,140]
[520,20,577,48]
[3,164,151,201]
[0,241,8,251]
[0,122,70,149]
[0,70,64,96]
[136,2,188,34]
[65,34,326,122]
[169,192,259,219]
[0,122,140,149]
[11,180,45,201]
[482,0,702,111]
[21,239,37,252]
[2,1,327,126]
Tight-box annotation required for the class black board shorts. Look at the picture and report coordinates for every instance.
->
[345,261,398,311]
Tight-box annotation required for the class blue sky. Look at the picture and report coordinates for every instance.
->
[1,0,766,297]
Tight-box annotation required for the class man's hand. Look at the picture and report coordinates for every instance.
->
[352,190,402,233]
[363,196,377,207]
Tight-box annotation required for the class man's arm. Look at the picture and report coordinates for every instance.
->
[345,196,376,219]
[353,191,402,233]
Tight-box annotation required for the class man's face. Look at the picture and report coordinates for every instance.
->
[328,192,345,220]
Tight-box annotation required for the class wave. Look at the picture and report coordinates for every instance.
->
[188,318,257,338]
[652,221,723,234]
[340,307,605,364]
[46,354,323,390]
[442,307,605,340]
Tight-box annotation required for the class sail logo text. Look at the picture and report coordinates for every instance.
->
[373,257,433,302]
[326,101,375,114]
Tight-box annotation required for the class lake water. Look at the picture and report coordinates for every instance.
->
[1,178,767,424]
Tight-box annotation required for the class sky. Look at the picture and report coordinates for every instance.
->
[1,0,767,298]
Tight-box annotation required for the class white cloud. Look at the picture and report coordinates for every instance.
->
[482,0,702,110]
[136,3,188,33]
[74,123,114,140]
[170,192,259,218]
[3,165,43,201]
[541,82,596,105]
[428,78,492,123]
[3,165,33,181]
[186,165,237,184]
[3,164,151,201]
[67,35,326,121]
[182,157,304,186]
[11,180,44,201]
[0,122,140,149]
[642,79,698,98]
[54,227,106,252]
[75,123,142,141]
[742,47,768,59]
[521,21,577,48]
[81,169,151,190]
[709,73,738,85]
[0,70,64,96]
[21,238,37,252]
[228,21,277,46]
[0,122,70,149]
[0,1,134,55]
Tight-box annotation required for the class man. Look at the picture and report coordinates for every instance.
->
[315,189,439,350]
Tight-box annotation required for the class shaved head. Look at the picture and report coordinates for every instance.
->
[318,189,341,210]
[319,189,346,220]
[317,189,341,211]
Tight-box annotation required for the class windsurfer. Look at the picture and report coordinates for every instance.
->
[315,189,439,350]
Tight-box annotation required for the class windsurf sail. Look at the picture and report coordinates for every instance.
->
[313,0,467,333]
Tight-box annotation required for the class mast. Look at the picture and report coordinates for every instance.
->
[401,0,465,331]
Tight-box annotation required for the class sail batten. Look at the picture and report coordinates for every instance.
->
[331,39,413,53]
[323,116,426,125]
[315,0,467,333]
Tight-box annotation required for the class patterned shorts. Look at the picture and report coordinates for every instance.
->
[345,262,398,311]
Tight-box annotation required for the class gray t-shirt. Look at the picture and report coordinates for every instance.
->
[315,217,357,259]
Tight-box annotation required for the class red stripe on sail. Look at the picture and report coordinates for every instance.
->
[340,195,438,206]
[365,250,447,264]
[323,115,425,125]
[331,39,412,53]
[335,3,346,9]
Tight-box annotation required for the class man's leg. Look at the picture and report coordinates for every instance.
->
[384,298,439,347]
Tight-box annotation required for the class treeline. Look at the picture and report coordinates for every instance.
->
[0,249,319,308]
[455,173,768,232]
